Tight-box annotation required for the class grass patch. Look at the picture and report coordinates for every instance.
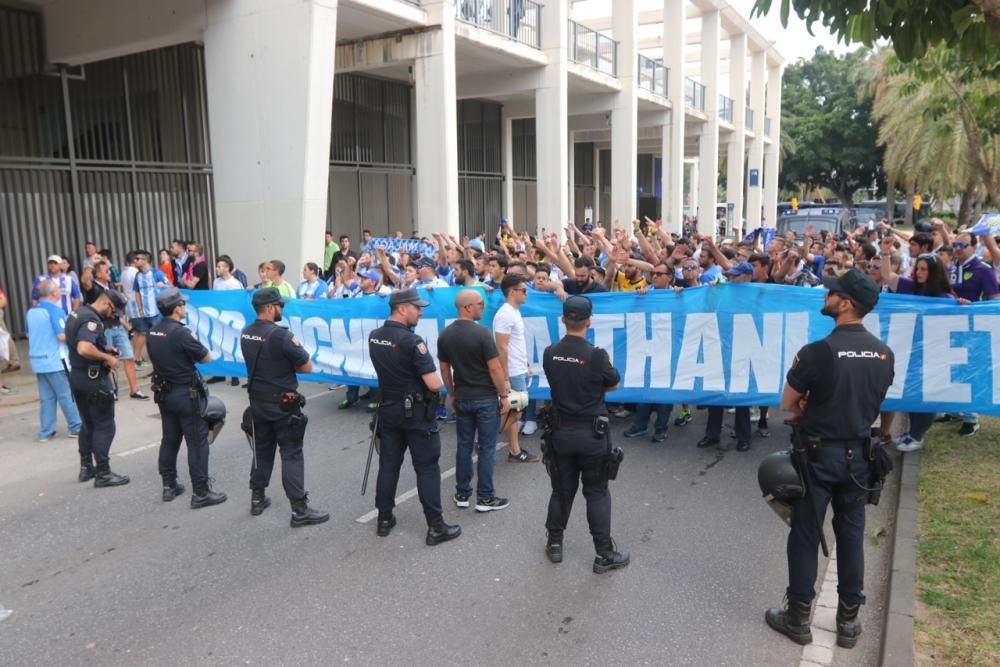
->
[915,417,1000,666]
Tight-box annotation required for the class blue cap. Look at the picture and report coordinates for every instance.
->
[724,262,754,277]
[358,270,380,282]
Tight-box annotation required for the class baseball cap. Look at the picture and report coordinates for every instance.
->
[389,288,430,308]
[251,287,287,309]
[563,295,592,322]
[47,254,62,263]
[415,257,436,270]
[155,287,189,311]
[822,269,880,310]
[913,221,932,233]
[468,239,485,252]
[358,270,380,282]
[724,261,754,277]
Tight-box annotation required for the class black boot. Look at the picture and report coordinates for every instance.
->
[765,597,813,645]
[190,480,227,509]
[290,496,329,527]
[425,514,461,546]
[836,601,862,648]
[78,458,95,483]
[93,462,130,488]
[250,488,271,516]
[593,550,630,573]
[376,511,396,537]
[546,532,563,564]
[162,475,186,502]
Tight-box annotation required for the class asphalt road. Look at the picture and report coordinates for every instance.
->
[0,381,898,666]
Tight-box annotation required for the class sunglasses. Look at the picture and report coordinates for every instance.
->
[650,271,670,276]
[682,265,699,271]
[951,242,970,249]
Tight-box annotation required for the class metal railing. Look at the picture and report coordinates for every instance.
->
[764,116,772,137]
[637,55,667,95]
[719,95,734,122]
[745,107,755,131]
[456,0,541,49]
[684,78,705,111]
[568,20,618,76]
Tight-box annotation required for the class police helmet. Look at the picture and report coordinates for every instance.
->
[202,396,227,445]
[757,449,805,526]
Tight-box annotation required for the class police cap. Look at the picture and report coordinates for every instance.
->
[822,269,880,310]
[251,287,287,309]
[99,289,128,312]
[155,287,189,313]
[563,295,592,322]
[389,288,429,309]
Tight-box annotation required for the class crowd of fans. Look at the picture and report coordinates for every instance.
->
[4,214,998,453]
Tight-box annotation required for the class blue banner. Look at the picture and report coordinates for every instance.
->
[184,285,1000,415]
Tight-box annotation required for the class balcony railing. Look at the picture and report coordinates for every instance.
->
[684,78,705,111]
[637,55,667,95]
[456,0,541,49]
[719,95,734,122]
[764,116,772,137]
[568,20,618,76]
[745,107,755,131]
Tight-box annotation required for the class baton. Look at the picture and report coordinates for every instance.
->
[788,419,830,558]
[361,412,379,496]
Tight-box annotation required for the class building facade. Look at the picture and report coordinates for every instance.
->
[0,0,783,333]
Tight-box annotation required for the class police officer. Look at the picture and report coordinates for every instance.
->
[541,296,629,574]
[65,290,130,487]
[240,288,328,527]
[368,288,461,545]
[147,288,227,508]
[766,269,894,649]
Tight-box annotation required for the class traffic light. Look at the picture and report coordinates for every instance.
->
[913,194,922,211]
[791,197,798,211]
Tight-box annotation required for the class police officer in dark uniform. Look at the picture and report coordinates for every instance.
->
[65,290,130,487]
[368,288,461,545]
[541,296,629,574]
[766,269,894,649]
[147,288,227,508]
[240,288,328,527]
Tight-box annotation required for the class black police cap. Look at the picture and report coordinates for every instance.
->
[251,287,287,309]
[563,295,592,322]
[389,288,430,308]
[822,269,880,310]
[155,287,189,312]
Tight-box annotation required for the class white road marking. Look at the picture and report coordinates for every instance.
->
[355,441,507,523]
[115,442,160,457]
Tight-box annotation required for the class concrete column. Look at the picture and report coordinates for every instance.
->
[593,146,601,224]
[662,0,686,233]
[502,111,514,224]
[726,33,747,238]
[696,9,720,237]
[567,132,576,229]
[204,0,338,273]
[610,0,639,225]
[763,63,784,229]
[745,49,766,230]
[688,159,699,216]
[535,0,569,238]
[414,1,460,236]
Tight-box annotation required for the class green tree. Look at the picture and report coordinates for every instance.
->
[778,48,884,204]
[752,0,999,62]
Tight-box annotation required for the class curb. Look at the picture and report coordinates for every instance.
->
[880,450,919,667]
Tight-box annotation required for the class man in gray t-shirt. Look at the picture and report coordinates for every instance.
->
[438,290,511,513]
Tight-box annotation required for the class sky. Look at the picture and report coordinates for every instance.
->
[729,0,851,63]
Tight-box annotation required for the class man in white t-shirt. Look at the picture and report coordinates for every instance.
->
[212,256,243,291]
[493,274,538,463]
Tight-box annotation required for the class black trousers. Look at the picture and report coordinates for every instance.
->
[157,387,210,484]
[69,370,116,466]
[376,402,443,519]
[248,402,306,501]
[545,423,613,553]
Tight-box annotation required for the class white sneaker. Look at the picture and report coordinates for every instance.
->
[895,435,924,452]
[521,420,538,436]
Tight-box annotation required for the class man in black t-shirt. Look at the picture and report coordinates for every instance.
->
[438,290,511,513]
[561,256,609,295]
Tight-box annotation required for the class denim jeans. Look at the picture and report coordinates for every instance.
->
[706,406,751,442]
[632,403,673,432]
[908,412,938,441]
[455,397,499,500]
[37,371,82,439]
